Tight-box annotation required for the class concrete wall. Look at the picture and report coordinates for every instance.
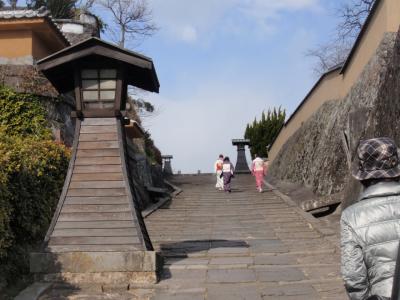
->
[0,18,68,63]
[341,0,388,92]
[269,0,400,162]
[270,31,398,200]
[32,32,52,60]
[269,69,343,160]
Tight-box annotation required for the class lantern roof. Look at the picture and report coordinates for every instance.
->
[232,139,250,145]
[36,37,159,93]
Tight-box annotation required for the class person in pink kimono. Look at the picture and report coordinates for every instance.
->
[252,155,268,192]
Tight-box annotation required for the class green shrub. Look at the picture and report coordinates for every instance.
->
[0,86,70,283]
[0,86,52,138]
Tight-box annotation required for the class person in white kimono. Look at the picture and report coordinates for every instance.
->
[214,154,224,190]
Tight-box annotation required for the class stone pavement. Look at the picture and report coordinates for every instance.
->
[38,174,347,299]
[148,174,347,300]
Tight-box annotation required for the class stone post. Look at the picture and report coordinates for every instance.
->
[232,139,251,174]
[162,155,173,176]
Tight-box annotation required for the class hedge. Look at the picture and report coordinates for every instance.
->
[0,86,70,283]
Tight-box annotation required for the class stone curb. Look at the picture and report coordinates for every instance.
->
[14,282,52,300]
[142,180,182,218]
[264,180,318,223]
[264,180,337,238]
[164,179,182,197]
[142,197,171,218]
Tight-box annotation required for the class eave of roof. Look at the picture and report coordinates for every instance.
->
[340,0,382,74]
[0,7,70,46]
[36,37,159,93]
[37,37,153,66]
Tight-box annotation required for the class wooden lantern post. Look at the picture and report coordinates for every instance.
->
[30,38,161,286]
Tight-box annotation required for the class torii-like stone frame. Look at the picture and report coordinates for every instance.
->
[232,139,251,174]
[161,155,173,176]
[30,38,161,286]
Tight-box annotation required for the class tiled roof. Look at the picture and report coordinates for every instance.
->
[0,6,49,18]
[0,7,70,45]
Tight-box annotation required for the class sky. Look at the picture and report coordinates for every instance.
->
[96,0,346,173]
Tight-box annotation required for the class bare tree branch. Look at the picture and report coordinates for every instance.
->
[336,0,375,41]
[307,0,376,76]
[96,0,157,47]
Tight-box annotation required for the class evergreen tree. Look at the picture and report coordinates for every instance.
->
[244,107,286,158]
[27,0,76,19]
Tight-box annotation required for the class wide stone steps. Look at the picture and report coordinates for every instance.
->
[39,174,346,299]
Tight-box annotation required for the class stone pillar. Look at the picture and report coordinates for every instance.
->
[162,155,173,176]
[232,139,251,174]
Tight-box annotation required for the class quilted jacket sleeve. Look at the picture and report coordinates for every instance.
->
[341,218,369,300]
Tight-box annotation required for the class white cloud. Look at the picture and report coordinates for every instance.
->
[149,0,321,43]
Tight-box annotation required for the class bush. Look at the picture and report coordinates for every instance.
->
[0,86,70,283]
[0,86,52,138]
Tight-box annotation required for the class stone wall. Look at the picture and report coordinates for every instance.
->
[56,13,100,45]
[270,30,400,207]
[126,137,166,211]
[0,64,76,146]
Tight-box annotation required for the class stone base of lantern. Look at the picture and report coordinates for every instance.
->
[30,251,162,286]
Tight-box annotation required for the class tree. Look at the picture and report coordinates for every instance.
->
[27,0,77,18]
[6,0,17,8]
[307,0,376,75]
[244,107,286,158]
[97,0,157,47]
[337,0,376,40]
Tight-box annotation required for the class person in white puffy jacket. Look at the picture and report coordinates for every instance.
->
[341,137,400,300]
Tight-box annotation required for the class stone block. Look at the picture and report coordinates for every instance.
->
[207,269,256,283]
[31,251,160,273]
[254,254,297,265]
[256,268,306,282]
[39,271,157,285]
[207,283,262,300]
[209,256,253,265]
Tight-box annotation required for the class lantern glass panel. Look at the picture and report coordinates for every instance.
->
[100,79,116,89]
[81,69,97,78]
[82,79,98,90]
[100,69,117,78]
[80,68,117,110]
[100,90,115,100]
[82,90,98,100]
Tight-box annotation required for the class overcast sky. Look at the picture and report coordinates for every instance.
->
[103,0,345,173]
